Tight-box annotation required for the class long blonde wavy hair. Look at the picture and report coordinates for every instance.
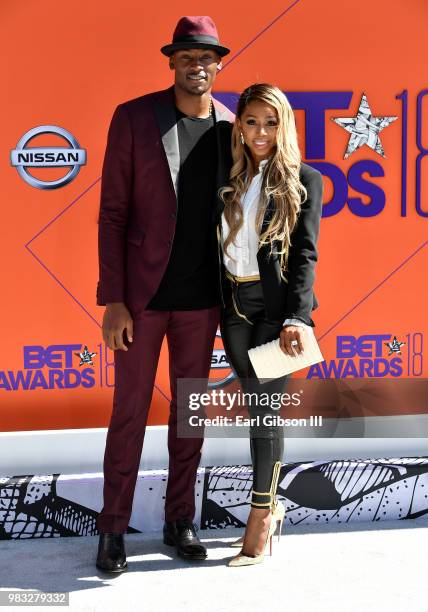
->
[219,83,307,280]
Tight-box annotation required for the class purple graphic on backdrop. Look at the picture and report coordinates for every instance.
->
[307,332,423,379]
[214,90,425,219]
[0,344,96,391]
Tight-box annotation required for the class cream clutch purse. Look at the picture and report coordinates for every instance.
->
[248,326,324,380]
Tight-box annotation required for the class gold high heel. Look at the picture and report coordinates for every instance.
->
[228,462,284,567]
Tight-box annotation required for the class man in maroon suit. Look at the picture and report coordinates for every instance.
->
[95,16,234,572]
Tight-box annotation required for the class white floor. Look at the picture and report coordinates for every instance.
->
[1,520,428,612]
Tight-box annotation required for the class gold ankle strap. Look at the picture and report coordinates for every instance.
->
[250,461,283,509]
[250,489,272,507]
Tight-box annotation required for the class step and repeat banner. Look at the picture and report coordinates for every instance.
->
[2,0,427,432]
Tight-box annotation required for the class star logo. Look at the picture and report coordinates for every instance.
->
[74,345,97,366]
[384,336,405,356]
[331,92,398,159]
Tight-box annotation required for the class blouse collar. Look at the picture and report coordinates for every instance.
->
[257,157,272,173]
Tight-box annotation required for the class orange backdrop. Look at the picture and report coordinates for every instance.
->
[1,0,427,431]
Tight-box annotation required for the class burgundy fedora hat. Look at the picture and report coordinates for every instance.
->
[161,16,230,57]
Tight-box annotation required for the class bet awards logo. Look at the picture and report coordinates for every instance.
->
[0,344,97,391]
[10,125,86,189]
[308,333,423,379]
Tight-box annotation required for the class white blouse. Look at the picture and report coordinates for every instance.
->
[220,158,310,329]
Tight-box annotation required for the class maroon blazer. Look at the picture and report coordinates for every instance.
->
[96,85,235,312]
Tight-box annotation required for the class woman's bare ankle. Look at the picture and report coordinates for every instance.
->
[241,507,272,556]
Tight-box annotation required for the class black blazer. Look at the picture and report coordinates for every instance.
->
[216,162,323,327]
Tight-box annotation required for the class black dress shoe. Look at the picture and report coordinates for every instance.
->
[96,533,128,573]
[163,519,207,560]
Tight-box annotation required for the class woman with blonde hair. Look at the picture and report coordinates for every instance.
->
[218,83,323,566]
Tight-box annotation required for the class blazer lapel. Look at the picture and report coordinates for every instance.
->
[213,101,233,223]
[152,90,233,214]
[153,86,180,198]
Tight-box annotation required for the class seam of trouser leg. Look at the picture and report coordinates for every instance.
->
[99,311,167,532]
[164,307,218,522]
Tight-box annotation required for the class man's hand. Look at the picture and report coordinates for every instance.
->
[102,302,133,351]
[279,325,306,356]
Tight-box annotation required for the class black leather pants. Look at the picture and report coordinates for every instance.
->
[220,276,289,509]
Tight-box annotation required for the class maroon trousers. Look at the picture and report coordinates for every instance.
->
[96,305,220,534]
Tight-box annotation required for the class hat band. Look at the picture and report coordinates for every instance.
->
[172,34,221,46]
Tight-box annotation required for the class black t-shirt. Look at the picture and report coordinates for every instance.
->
[146,106,220,310]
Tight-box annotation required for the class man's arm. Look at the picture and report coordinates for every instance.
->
[96,103,133,306]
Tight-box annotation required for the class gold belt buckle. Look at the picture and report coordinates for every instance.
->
[225,270,260,283]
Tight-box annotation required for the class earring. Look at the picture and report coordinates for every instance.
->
[240,132,245,145]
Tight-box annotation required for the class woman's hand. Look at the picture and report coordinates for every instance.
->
[279,324,306,356]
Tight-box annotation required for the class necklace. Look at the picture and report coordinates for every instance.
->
[194,97,213,119]
[175,97,213,119]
